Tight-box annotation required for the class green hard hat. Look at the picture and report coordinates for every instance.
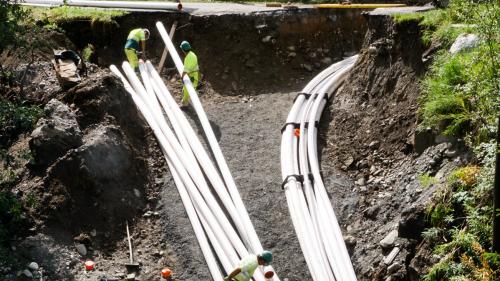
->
[259,251,273,265]
[180,40,191,51]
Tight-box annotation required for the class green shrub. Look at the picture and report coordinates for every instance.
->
[0,98,43,148]
[419,172,439,188]
[0,1,29,51]
[423,141,498,280]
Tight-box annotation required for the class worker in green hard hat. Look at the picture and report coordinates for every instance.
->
[124,28,150,70]
[224,251,273,281]
[179,40,199,107]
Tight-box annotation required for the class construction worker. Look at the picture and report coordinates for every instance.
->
[179,40,199,107]
[224,251,273,281]
[124,28,150,70]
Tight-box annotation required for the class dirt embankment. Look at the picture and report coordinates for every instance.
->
[319,11,470,281]
[56,9,367,94]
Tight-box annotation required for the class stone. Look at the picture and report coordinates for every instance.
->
[380,230,398,249]
[287,52,297,58]
[20,269,33,278]
[126,273,136,280]
[27,262,39,271]
[355,177,366,186]
[344,235,357,248]
[29,99,83,167]
[364,205,380,219]
[133,189,141,198]
[387,262,402,274]
[383,247,401,265]
[143,211,153,218]
[368,45,377,54]
[287,46,296,51]
[450,34,479,54]
[321,57,332,65]
[369,141,380,149]
[75,243,87,256]
[262,35,272,43]
[344,156,355,169]
[301,63,313,72]
[444,148,459,158]
[39,81,46,89]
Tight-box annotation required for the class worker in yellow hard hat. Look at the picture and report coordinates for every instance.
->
[224,251,273,281]
[179,40,199,107]
[124,28,150,70]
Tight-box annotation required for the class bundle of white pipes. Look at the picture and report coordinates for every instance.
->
[109,22,279,281]
[17,0,185,11]
[280,55,359,281]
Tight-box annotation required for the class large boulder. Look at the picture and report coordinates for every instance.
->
[43,124,147,238]
[449,33,479,54]
[29,99,82,167]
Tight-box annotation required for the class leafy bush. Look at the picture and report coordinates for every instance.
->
[423,141,498,280]
[0,0,29,52]
[418,0,499,142]
[0,97,43,148]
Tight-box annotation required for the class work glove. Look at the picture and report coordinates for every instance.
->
[223,277,231,281]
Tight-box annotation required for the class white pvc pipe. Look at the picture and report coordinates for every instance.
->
[18,0,184,11]
[144,61,253,250]
[306,60,357,281]
[281,56,360,281]
[124,63,254,262]
[156,22,279,281]
[110,65,222,280]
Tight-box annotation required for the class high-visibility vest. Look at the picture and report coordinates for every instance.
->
[124,28,146,50]
[234,255,259,281]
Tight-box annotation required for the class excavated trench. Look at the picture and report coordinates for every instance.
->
[1,8,387,281]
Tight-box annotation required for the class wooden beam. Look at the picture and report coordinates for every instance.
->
[157,21,178,73]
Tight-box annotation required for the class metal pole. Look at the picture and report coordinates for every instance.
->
[494,116,500,253]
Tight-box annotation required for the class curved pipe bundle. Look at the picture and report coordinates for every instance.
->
[109,21,279,281]
[280,55,359,281]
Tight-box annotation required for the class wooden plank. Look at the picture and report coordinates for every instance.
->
[157,21,178,73]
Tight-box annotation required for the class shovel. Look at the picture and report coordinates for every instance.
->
[125,221,140,272]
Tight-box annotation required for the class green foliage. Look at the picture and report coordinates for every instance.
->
[0,168,21,262]
[29,6,127,26]
[423,141,499,280]
[392,13,424,24]
[0,98,43,149]
[418,0,499,142]
[82,44,95,62]
[419,172,439,188]
[0,1,30,52]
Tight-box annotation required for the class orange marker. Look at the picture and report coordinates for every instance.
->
[294,128,300,137]
[161,267,172,279]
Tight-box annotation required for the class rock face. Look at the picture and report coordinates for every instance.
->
[29,99,83,167]
[27,72,151,244]
[449,33,479,54]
